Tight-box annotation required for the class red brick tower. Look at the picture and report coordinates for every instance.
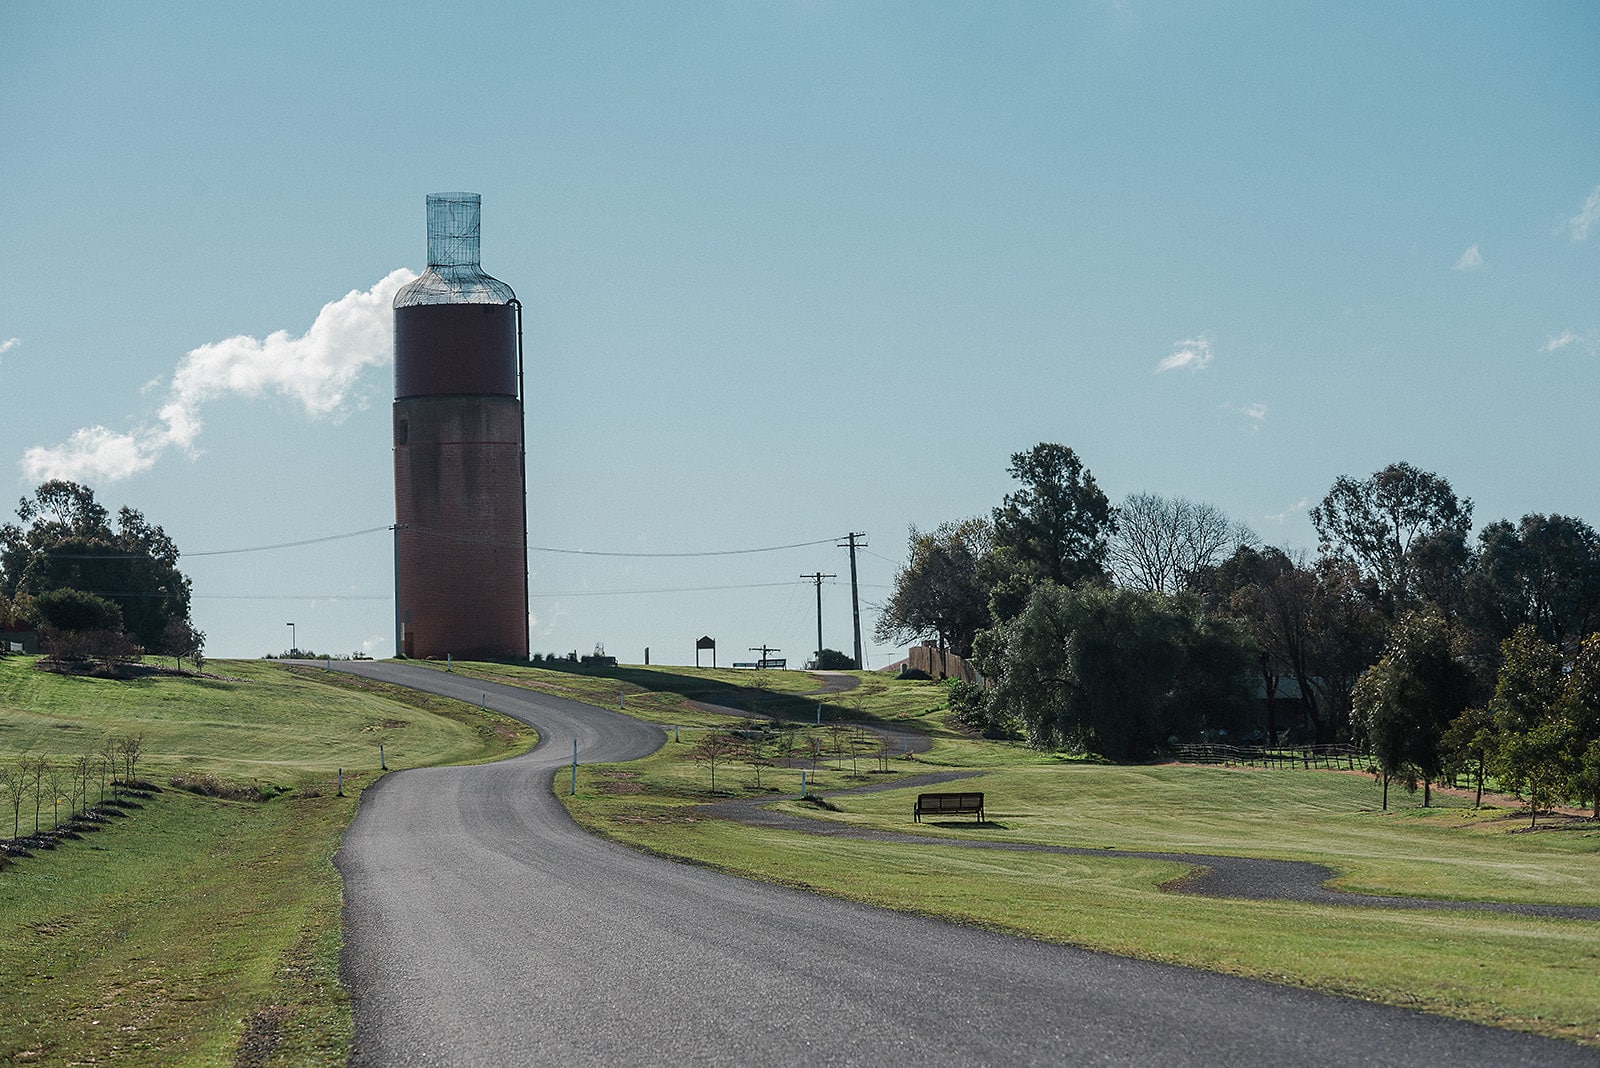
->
[392,193,528,660]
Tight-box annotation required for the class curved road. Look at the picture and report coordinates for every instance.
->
[333,662,1597,1066]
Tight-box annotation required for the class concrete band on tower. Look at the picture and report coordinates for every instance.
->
[392,193,529,661]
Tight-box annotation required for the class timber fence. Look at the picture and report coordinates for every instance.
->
[1169,742,1368,771]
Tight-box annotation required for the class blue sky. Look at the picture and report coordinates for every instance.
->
[2,2,1597,664]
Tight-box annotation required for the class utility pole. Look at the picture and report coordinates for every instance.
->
[749,644,781,666]
[837,532,867,669]
[801,572,837,665]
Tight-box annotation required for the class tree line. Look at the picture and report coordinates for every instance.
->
[877,443,1600,816]
[0,480,204,671]
[0,735,146,842]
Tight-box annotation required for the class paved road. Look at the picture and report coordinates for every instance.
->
[333,661,1598,1066]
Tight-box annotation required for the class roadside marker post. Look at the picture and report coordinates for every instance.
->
[380,743,386,770]
[801,770,807,798]
[571,740,578,795]
[816,704,821,725]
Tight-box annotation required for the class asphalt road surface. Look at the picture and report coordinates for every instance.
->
[333,661,1597,1066]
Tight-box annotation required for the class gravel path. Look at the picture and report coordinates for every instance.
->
[701,771,1600,921]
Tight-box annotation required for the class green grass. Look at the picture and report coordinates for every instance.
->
[551,664,1600,1048]
[768,763,1600,907]
[439,660,954,730]
[0,655,534,1066]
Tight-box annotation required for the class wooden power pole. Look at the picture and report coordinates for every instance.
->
[801,572,836,665]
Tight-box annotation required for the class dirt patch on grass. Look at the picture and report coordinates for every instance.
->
[233,1004,294,1068]
[169,773,279,802]
[591,770,645,795]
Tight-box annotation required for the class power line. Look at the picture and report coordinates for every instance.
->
[44,527,847,561]
[528,536,840,558]
[530,581,806,598]
[189,527,393,556]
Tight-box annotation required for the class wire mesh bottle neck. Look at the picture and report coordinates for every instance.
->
[394,192,517,307]
[427,193,482,268]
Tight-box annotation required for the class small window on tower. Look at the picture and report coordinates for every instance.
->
[397,418,409,445]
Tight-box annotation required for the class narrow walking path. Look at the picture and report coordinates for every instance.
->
[701,771,1600,922]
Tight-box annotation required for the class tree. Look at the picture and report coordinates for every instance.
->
[741,734,773,789]
[1441,705,1496,808]
[161,617,207,671]
[987,444,1114,620]
[0,757,26,838]
[1486,625,1572,824]
[1200,547,1387,744]
[1466,515,1600,659]
[691,732,738,793]
[118,734,146,785]
[1559,632,1600,818]
[32,587,124,633]
[812,648,856,670]
[0,480,195,652]
[27,755,48,835]
[876,519,992,662]
[1108,493,1244,596]
[1498,722,1572,828]
[1351,612,1470,807]
[1311,462,1472,610]
[978,584,1256,760]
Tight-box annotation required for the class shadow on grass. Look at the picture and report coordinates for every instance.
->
[546,663,933,734]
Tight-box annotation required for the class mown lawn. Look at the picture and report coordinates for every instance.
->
[0,656,533,1067]
[551,665,1600,1048]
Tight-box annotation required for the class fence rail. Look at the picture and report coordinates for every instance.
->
[1168,742,1368,771]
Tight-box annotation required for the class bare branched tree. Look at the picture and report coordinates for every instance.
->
[0,757,26,838]
[1109,493,1246,595]
[691,732,739,793]
[118,734,145,785]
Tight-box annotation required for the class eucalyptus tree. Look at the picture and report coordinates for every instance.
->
[1,480,196,654]
[875,518,992,662]
[1311,462,1472,612]
[1466,514,1600,658]
[1351,612,1470,807]
[986,443,1114,622]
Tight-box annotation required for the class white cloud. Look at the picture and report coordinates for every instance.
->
[1452,244,1483,271]
[1263,497,1309,527]
[1156,335,1214,374]
[1543,330,1579,353]
[20,269,416,484]
[21,425,160,483]
[0,337,18,357]
[1570,185,1600,241]
[1543,329,1598,356]
[1240,402,1268,423]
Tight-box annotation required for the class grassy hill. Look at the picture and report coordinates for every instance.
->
[0,656,532,1067]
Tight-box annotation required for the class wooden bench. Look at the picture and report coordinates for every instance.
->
[913,791,984,823]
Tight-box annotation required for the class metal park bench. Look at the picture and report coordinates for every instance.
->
[913,791,985,823]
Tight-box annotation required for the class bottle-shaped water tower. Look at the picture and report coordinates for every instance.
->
[392,193,528,661]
